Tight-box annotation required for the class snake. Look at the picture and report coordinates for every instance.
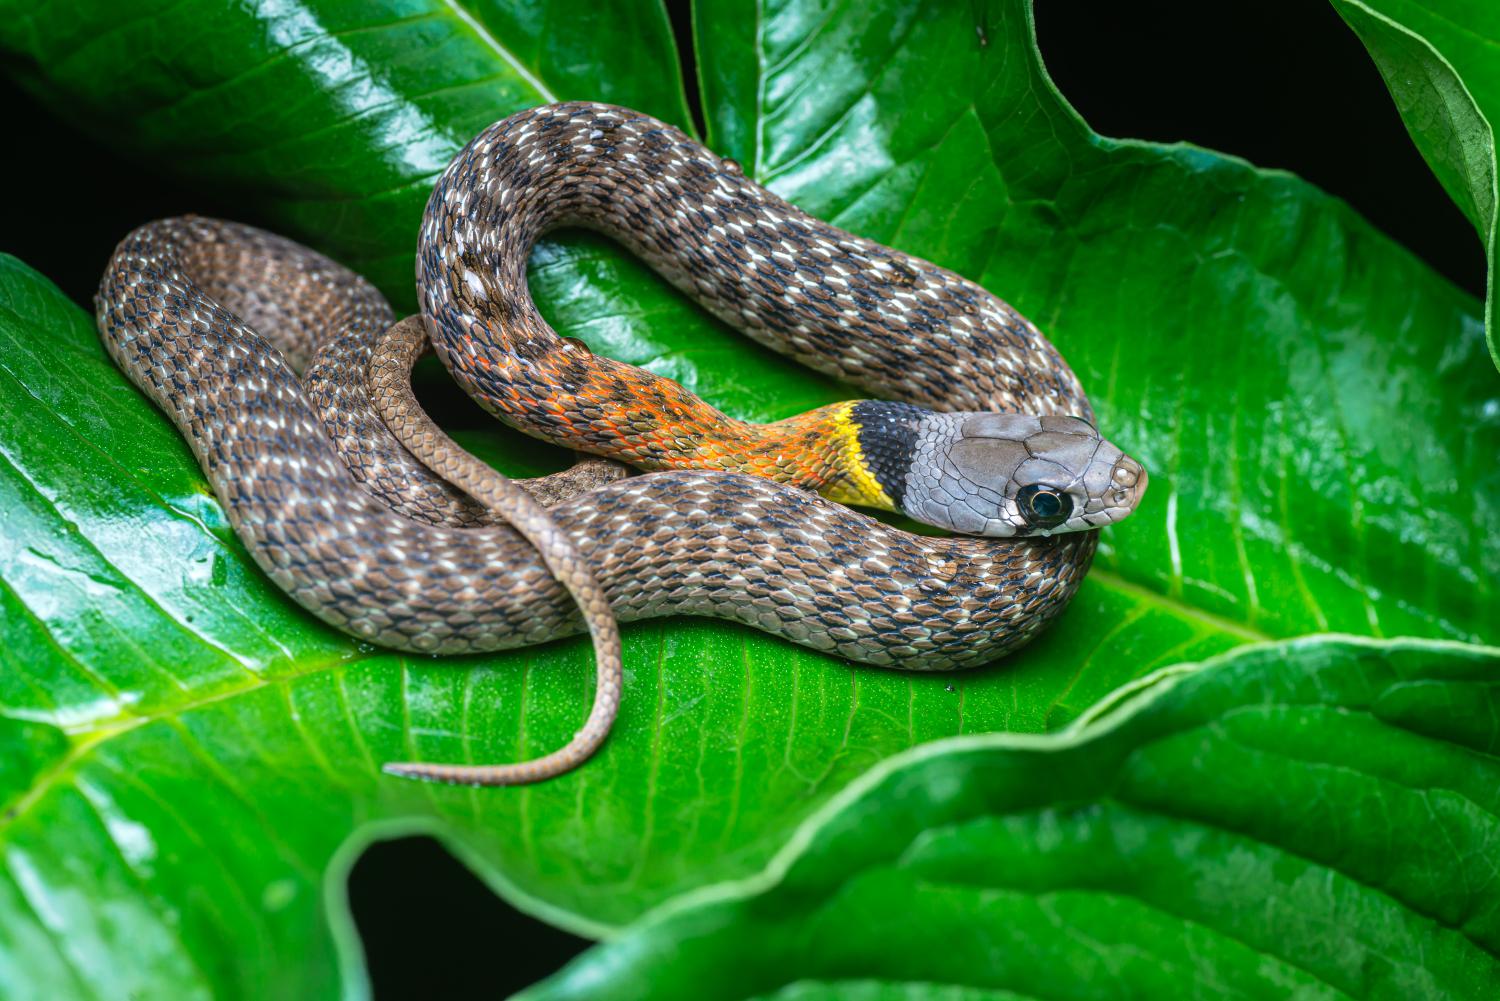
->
[95,102,1147,786]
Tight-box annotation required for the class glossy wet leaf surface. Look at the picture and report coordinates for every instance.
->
[1332,0,1500,369]
[0,0,1496,996]
[526,637,1500,1000]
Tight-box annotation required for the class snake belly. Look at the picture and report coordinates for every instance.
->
[95,110,1099,672]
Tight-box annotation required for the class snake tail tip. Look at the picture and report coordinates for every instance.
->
[381,762,444,783]
[382,761,520,787]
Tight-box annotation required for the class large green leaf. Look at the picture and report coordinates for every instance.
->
[525,639,1500,996]
[525,636,1500,1000]
[1332,0,1500,370]
[0,0,1496,995]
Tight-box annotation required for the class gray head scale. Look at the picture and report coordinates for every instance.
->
[853,404,1148,537]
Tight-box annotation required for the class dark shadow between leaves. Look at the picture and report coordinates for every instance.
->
[346,834,590,999]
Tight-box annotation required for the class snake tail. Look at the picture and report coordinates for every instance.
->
[370,317,621,785]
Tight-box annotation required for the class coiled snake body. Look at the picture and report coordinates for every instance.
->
[97,103,1146,785]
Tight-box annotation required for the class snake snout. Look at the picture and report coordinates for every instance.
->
[1110,456,1149,512]
[1072,449,1148,531]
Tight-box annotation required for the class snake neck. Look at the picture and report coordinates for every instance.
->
[688,399,926,514]
[440,320,929,512]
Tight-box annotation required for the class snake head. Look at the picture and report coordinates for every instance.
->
[899,412,1148,537]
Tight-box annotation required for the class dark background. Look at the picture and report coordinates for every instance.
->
[0,1,1485,998]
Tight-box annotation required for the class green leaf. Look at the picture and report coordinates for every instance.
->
[524,636,1500,1001]
[0,0,1497,994]
[1332,0,1500,370]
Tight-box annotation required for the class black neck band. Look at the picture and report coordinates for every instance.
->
[850,400,926,508]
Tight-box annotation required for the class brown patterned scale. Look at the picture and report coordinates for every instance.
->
[95,104,1130,784]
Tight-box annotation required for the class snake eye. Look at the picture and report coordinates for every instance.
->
[1016,484,1073,530]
